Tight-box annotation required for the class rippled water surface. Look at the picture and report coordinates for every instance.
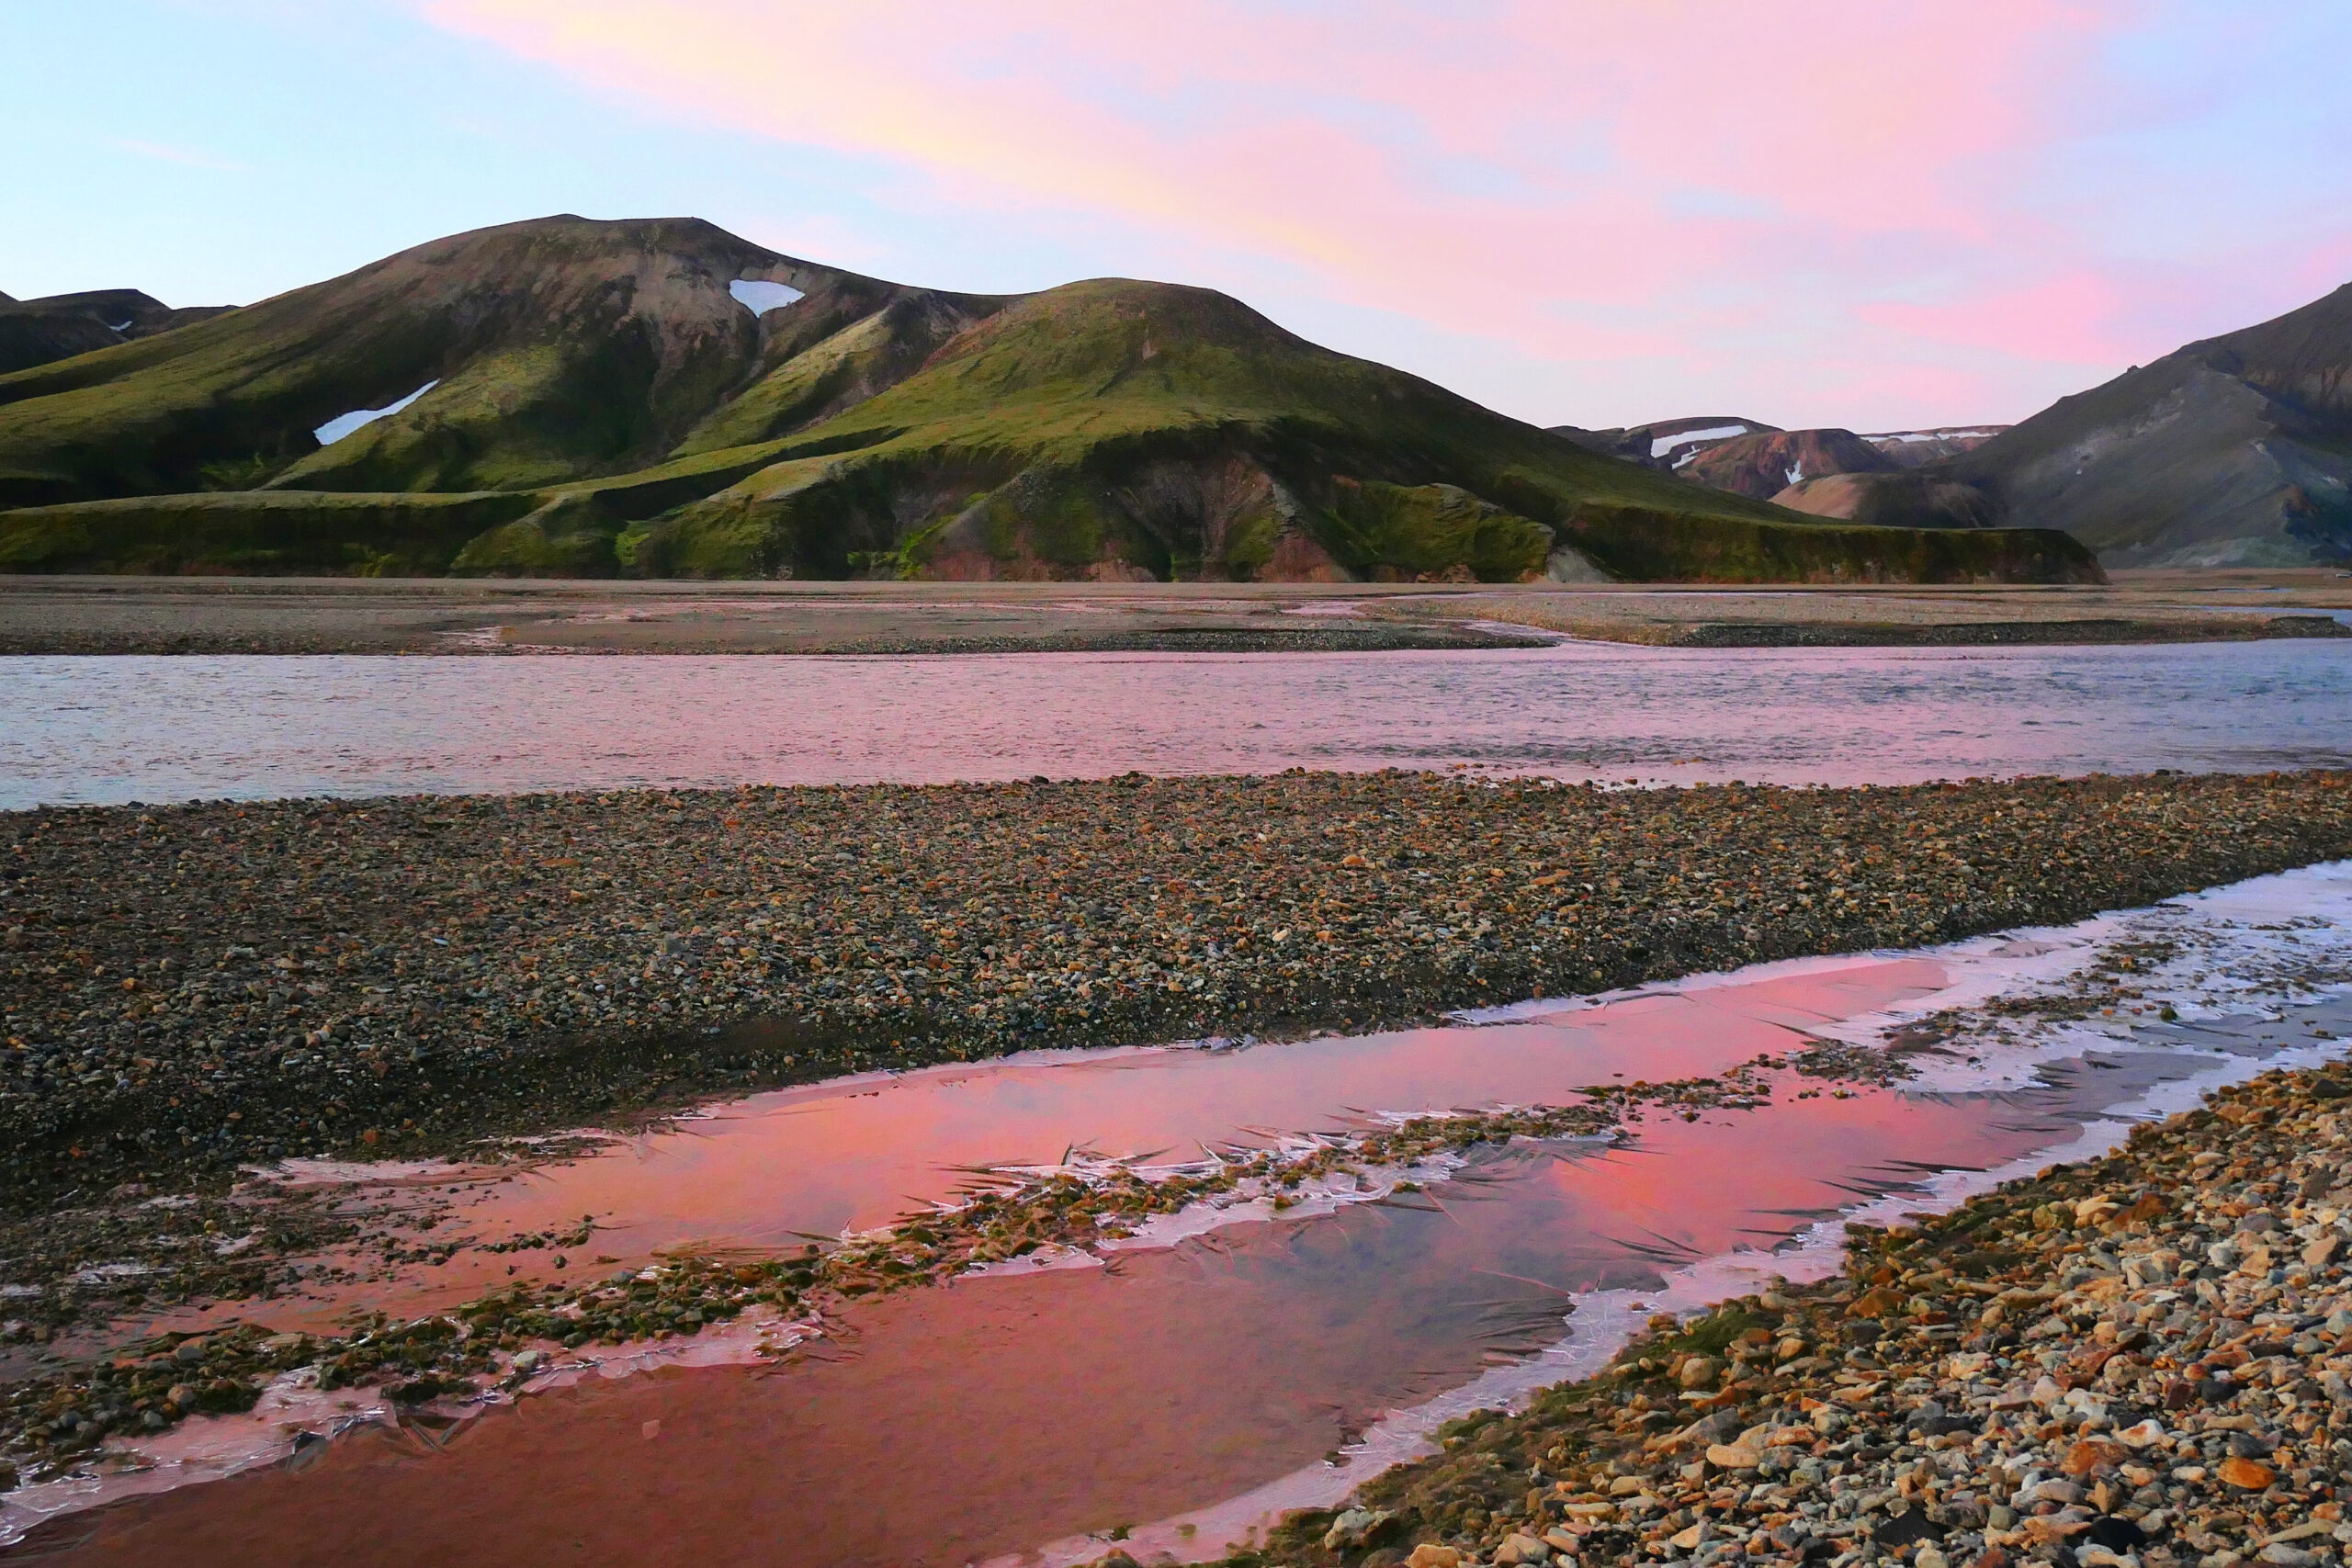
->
[4,637,2351,806]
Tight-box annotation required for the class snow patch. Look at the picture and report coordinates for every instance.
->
[312,381,438,446]
[1869,429,1999,445]
[729,279,806,316]
[1785,458,1804,487]
[1652,423,1749,458]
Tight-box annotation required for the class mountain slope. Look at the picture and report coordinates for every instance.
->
[1862,426,2008,468]
[0,216,986,506]
[0,219,2098,584]
[1678,428,1895,501]
[0,289,232,377]
[1941,283,2352,565]
[1804,284,2352,565]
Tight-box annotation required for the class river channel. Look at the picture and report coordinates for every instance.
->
[7,862,2349,1565]
[3,637,2350,807]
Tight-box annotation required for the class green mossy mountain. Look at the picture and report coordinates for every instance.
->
[0,215,2099,583]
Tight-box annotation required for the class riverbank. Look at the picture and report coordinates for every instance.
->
[0,571,2346,655]
[1216,1056,2352,1568]
[6,771,2352,1213]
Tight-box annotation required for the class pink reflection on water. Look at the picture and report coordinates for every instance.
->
[35,1035,2098,1568]
[213,954,1951,1329]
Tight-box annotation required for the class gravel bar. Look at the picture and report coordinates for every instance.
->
[1210,1059,2352,1568]
[5,771,2351,1206]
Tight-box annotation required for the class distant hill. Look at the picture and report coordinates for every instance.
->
[1781,285,2352,566]
[1861,427,2009,468]
[1552,418,2012,505]
[0,216,2098,583]
[1550,417,1777,472]
[1936,283,2352,565]
[1680,429,1896,501]
[0,288,232,376]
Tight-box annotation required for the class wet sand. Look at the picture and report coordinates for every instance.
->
[0,570,2345,655]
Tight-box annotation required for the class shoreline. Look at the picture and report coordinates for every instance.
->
[0,572,2346,656]
[1210,1053,2352,1568]
[4,858,2346,1556]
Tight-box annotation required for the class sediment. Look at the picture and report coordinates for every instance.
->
[1216,1058,2352,1568]
[6,770,2352,1211]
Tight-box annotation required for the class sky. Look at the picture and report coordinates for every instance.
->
[6,1,2349,432]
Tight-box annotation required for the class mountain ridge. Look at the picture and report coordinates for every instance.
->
[0,215,2098,584]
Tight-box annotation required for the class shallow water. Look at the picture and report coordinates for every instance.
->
[5,637,2351,807]
[11,863,2350,1562]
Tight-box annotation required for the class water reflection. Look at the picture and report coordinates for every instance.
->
[5,637,2350,807]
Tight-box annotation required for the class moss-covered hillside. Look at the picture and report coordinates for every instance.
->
[0,216,2101,583]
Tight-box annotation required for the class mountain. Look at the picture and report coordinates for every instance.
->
[0,216,2098,583]
[1791,284,2352,566]
[0,288,232,376]
[1550,417,1777,472]
[1678,428,1896,501]
[1861,426,2009,468]
[1937,283,2352,565]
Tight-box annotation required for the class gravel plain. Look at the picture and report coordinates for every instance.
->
[6,770,2352,1209]
[0,769,2349,1531]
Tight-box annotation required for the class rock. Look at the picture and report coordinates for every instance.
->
[1407,1547,1464,1568]
[1493,1532,1551,1565]
[2256,1547,2319,1568]
[2219,1456,2278,1490]
[1677,1355,1719,1389]
[1325,1507,1395,1551]
[1849,1285,1906,1318]
[2062,1438,2128,1476]
[1706,1441,1761,1470]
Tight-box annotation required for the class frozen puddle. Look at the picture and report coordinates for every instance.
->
[311,380,438,446]
[8,863,2350,1561]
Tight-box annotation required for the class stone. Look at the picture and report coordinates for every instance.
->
[2256,1547,2318,1568]
[1493,1533,1551,1565]
[1678,1356,1719,1390]
[1406,1547,1464,1568]
[1324,1508,1396,1551]
[2062,1438,2129,1476]
[1707,1441,1762,1470]
[2219,1456,2278,1491]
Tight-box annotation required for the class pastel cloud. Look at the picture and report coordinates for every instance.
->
[407,0,2352,426]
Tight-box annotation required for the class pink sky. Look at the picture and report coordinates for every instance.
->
[380,3,2352,427]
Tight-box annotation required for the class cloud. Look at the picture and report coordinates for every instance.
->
[113,138,251,174]
[402,0,2352,426]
